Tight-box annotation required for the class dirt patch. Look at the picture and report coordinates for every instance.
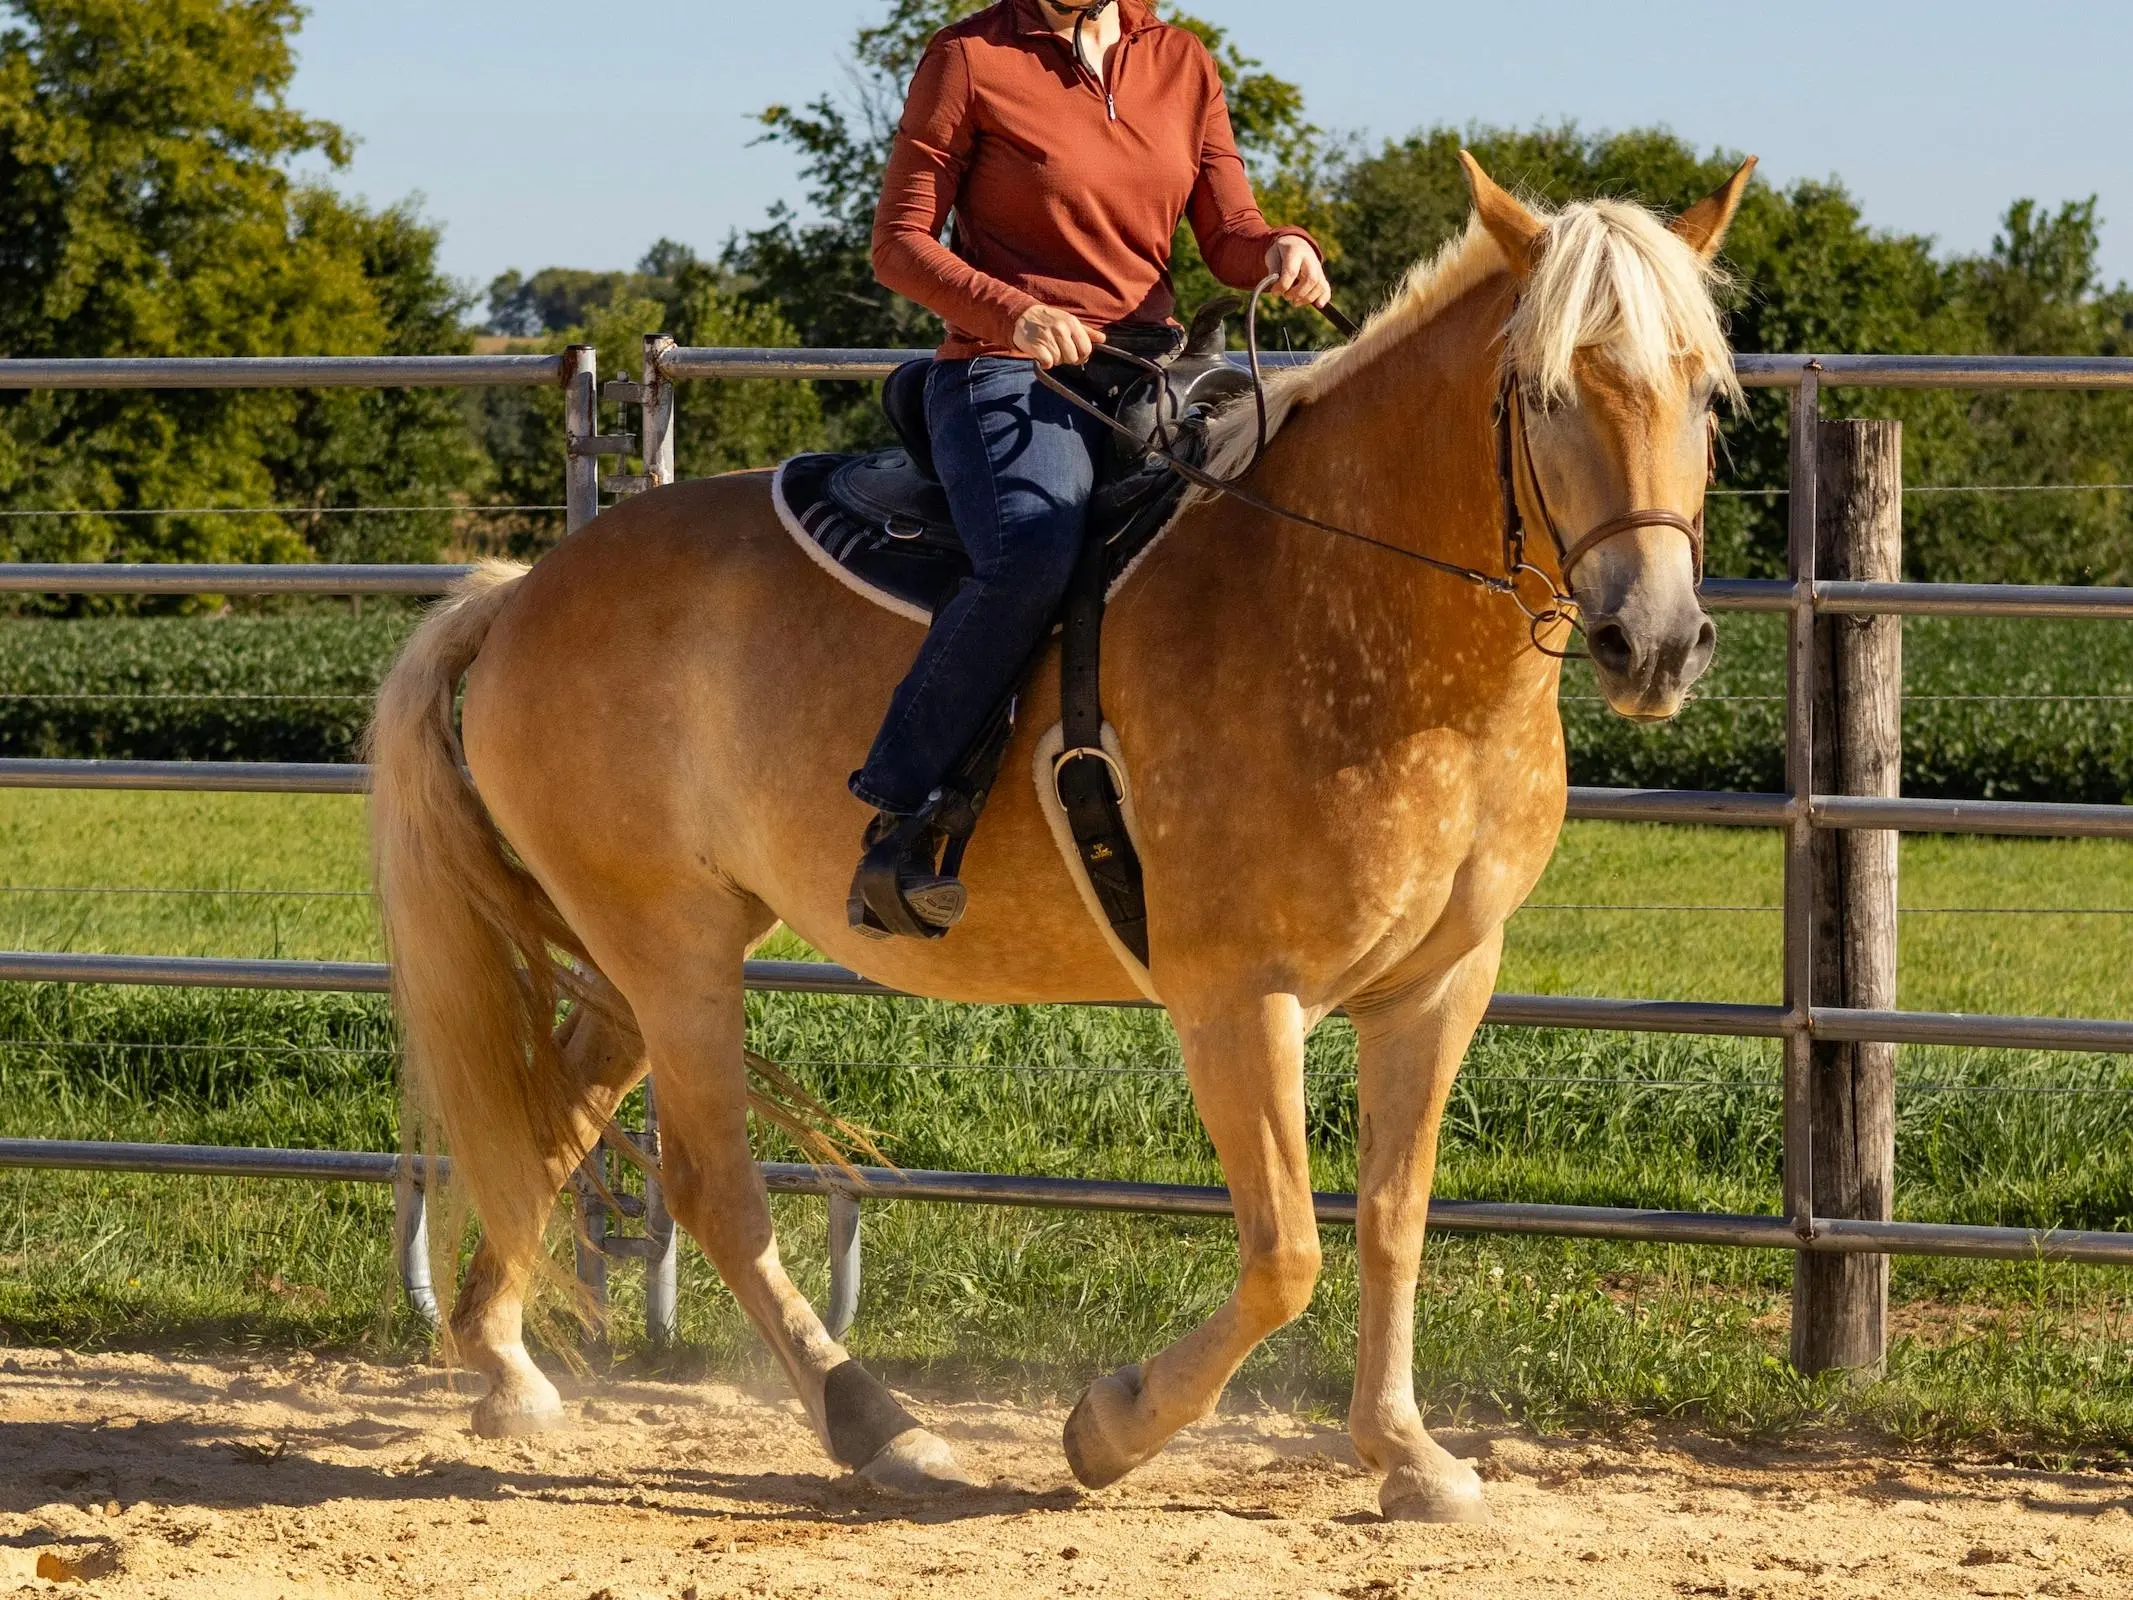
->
[3,1346,2132,1598]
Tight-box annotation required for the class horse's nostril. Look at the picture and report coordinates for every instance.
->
[1588,621,1637,677]
[1687,618,1718,674]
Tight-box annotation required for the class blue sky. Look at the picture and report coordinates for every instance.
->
[288,0,2133,298]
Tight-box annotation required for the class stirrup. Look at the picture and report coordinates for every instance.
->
[847,802,967,941]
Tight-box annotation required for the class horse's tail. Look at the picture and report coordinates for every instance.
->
[367,560,597,1324]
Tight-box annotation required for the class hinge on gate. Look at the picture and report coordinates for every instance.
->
[589,334,676,509]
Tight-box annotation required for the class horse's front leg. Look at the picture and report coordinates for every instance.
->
[1064,990,1321,1487]
[1345,931,1502,1522]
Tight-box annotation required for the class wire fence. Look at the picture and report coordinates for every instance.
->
[6,1034,2133,1099]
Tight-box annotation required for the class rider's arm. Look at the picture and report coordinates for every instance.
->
[871,39,1041,351]
[1183,66,1323,293]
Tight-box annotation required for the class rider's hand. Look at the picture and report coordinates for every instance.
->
[1265,236,1331,309]
[1012,304,1105,369]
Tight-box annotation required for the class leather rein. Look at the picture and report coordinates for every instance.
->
[1031,276,1713,655]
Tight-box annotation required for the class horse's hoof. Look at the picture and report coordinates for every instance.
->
[856,1427,980,1497]
[470,1386,566,1440]
[1063,1363,1152,1489]
[1379,1461,1491,1523]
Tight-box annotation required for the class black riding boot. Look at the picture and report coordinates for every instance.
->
[848,805,967,939]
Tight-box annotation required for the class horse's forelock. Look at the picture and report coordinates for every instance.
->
[1507,200,1741,406]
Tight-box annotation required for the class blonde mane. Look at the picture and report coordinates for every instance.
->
[1198,196,1740,485]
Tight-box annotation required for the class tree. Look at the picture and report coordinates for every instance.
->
[486,267,643,338]
[471,243,825,556]
[0,0,482,575]
[1895,200,2133,583]
[1329,124,2133,580]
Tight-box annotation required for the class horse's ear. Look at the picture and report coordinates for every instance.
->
[1670,157,1758,260]
[1458,150,1545,276]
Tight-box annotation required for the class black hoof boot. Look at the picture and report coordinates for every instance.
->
[848,807,967,940]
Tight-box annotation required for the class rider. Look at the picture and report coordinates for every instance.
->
[851,0,1332,936]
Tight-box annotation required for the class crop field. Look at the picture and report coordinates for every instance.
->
[2,781,2131,1455]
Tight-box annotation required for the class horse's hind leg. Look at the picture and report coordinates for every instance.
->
[1345,935,1501,1522]
[619,912,978,1495]
[1062,990,1322,1487]
[451,1003,646,1438]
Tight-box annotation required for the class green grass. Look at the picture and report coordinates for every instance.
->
[0,791,2130,1454]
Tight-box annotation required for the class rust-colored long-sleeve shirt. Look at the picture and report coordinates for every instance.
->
[872,0,1319,359]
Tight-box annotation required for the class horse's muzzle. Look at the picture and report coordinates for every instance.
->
[1581,587,1717,721]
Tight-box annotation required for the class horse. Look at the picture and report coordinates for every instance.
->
[368,152,1753,1522]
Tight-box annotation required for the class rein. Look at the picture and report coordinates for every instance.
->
[1031,277,1711,657]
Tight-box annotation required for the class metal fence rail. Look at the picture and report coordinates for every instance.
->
[658,347,2133,393]
[7,1140,2133,1353]
[0,946,2127,1057]
[0,344,2130,1357]
[7,757,2133,838]
[0,355,564,390]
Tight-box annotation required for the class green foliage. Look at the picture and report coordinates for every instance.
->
[651,252,826,478]
[1155,10,1343,354]
[0,613,416,762]
[485,267,641,338]
[467,244,826,555]
[1562,614,2133,804]
[0,0,482,571]
[727,0,971,365]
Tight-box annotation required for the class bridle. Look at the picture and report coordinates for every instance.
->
[1498,367,1709,591]
[1031,276,1715,657]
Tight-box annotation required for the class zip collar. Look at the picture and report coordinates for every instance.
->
[1010,0,1161,40]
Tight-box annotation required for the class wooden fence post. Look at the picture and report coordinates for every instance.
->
[1791,418,1903,1375]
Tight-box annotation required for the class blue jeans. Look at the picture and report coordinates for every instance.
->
[850,356,1105,815]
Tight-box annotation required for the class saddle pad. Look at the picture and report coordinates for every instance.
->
[770,451,1188,626]
[772,452,969,625]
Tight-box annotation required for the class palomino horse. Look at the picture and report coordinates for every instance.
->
[370,153,1752,1521]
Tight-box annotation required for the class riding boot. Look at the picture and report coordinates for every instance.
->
[847,806,967,940]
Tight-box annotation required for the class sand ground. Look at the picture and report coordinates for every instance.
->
[3,1345,2131,1598]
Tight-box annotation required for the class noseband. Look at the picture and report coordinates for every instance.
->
[1495,368,1710,589]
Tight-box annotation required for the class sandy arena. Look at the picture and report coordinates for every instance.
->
[3,1346,2131,1598]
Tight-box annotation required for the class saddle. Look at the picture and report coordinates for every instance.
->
[795,297,1255,959]
[792,297,1253,618]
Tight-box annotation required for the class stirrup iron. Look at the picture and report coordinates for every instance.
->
[847,798,968,941]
